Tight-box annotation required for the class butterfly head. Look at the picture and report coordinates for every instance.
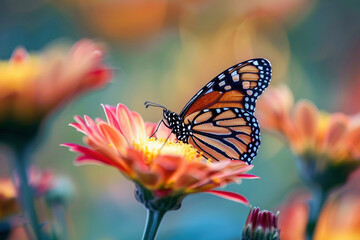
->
[163,109,180,128]
[145,101,187,137]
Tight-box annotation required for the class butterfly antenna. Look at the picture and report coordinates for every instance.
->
[144,101,167,110]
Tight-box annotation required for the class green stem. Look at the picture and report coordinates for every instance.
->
[306,187,327,240]
[142,209,166,240]
[51,204,70,240]
[12,148,43,240]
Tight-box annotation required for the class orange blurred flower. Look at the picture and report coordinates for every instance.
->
[314,170,360,240]
[64,104,257,209]
[257,85,360,190]
[0,39,111,146]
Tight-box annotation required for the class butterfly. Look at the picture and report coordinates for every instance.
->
[145,58,271,164]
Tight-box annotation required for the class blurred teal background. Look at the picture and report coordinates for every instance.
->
[1,0,360,239]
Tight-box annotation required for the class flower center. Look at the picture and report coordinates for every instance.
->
[132,137,202,164]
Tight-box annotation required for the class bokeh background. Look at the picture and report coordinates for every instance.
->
[1,0,360,239]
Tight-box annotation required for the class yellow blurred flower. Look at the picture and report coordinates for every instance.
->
[64,104,256,206]
[0,39,111,145]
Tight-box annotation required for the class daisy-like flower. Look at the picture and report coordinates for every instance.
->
[0,39,111,147]
[257,85,360,191]
[63,103,257,240]
[242,206,280,240]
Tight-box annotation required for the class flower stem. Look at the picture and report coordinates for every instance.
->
[50,203,70,240]
[142,209,166,240]
[306,187,327,240]
[12,148,43,240]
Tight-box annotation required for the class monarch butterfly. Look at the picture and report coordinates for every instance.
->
[145,58,271,164]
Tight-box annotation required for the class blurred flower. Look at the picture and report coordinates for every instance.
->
[64,104,256,206]
[62,0,168,44]
[314,170,360,240]
[0,168,53,220]
[0,39,111,147]
[279,173,360,240]
[242,206,280,240]
[45,176,75,207]
[257,85,360,191]
[277,191,310,240]
[0,179,19,220]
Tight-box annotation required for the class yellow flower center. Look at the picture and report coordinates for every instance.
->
[133,137,202,164]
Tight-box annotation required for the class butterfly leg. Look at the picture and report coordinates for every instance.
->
[159,131,173,152]
[150,120,167,138]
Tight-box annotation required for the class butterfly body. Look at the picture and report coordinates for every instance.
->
[150,58,271,164]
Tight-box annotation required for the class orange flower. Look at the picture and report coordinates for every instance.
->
[63,104,257,207]
[257,85,360,190]
[258,85,360,162]
[0,39,111,145]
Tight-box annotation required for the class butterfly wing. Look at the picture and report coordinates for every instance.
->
[179,58,271,118]
[184,108,260,164]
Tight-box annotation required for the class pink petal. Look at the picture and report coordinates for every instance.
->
[61,143,114,166]
[205,190,248,205]
[132,111,146,139]
[116,104,136,142]
[237,173,260,179]
[294,100,319,145]
[102,104,121,131]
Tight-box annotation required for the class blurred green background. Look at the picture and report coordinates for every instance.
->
[1,0,360,239]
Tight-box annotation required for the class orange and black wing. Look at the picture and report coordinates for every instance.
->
[179,58,271,118]
[184,107,260,164]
